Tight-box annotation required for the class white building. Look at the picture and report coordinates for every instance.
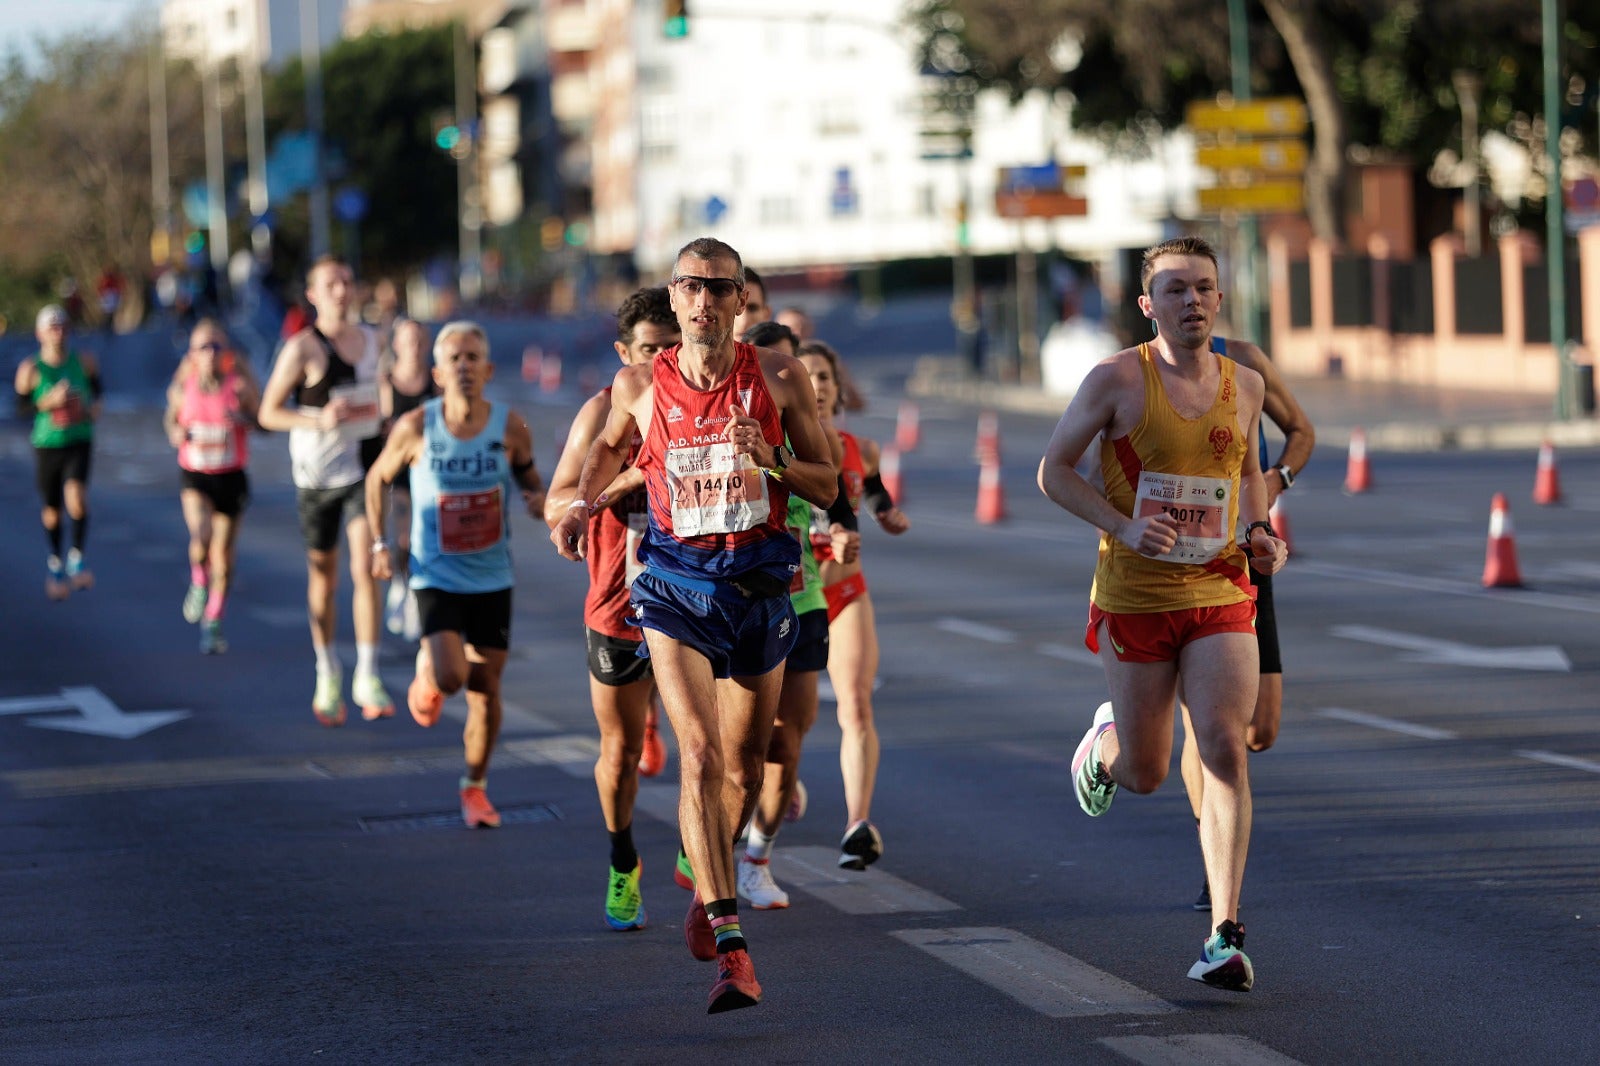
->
[571,0,1202,278]
[162,0,346,68]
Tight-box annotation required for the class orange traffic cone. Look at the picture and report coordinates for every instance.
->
[540,353,563,393]
[896,401,922,452]
[975,455,1007,524]
[1343,427,1371,494]
[1269,497,1293,557]
[1482,493,1524,588]
[1533,440,1563,505]
[879,446,903,506]
[975,410,1001,465]
[521,345,542,384]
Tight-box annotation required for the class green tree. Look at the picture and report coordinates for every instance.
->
[908,0,1600,244]
[0,28,208,326]
[263,25,459,280]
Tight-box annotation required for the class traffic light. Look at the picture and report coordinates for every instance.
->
[663,0,688,38]
[183,231,206,255]
[435,124,461,152]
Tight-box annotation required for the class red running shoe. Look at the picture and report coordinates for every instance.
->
[638,703,667,778]
[684,894,716,961]
[707,948,761,1013]
[460,785,501,829]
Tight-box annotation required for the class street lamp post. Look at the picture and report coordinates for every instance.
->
[300,0,332,258]
[1543,0,1571,418]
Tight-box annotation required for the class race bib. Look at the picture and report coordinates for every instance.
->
[331,381,382,441]
[623,510,648,587]
[1133,470,1232,563]
[50,390,85,428]
[665,440,769,537]
[187,421,236,472]
[438,486,503,554]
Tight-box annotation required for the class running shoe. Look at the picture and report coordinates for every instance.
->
[182,583,208,624]
[638,705,666,778]
[737,856,790,910]
[1187,918,1254,992]
[408,675,444,727]
[838,820,884,870]
[605,859,647,931]
[785,778,808,823]
[199,619,227,655]
[45,555,69,602]
[353,672,395,721]
[460,785,501,829]
[707,948,762,1014]
[65,549,93,590]
[1072,701,1119,816]
[674,849,696,890]
[384,582,407,636]
[1193,878,1212,912]
[313,669,346,728]
[684,894,716,961]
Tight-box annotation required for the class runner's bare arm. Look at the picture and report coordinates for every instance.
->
[859,436,910,534]
[1038,355,1178,556]
[504,411,546,518]
[550,364,647,559]
[550,388,636,524]
[765,351,836,508]
[1234,371,1286,574]
[364,409,424,581]
[257,336,331,432]
[234,373,262,424]
[163,371,187,447]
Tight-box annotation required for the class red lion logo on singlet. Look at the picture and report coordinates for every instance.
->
[1208,425,1233,459]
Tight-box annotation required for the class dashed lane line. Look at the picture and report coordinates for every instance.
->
[1516,749,1600,775]
[1314,707,1458,741]
[935,617,1016,644]
[889,927,1176,1019]
[1101,1034,1308,1066]
[771,847,960,914]
[1037,641,1100,668]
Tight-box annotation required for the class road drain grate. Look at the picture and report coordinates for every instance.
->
[359,802,563,833]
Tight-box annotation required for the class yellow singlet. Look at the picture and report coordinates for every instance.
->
[1090,343,1254,614]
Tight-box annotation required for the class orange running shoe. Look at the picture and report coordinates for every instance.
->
[460,785,501,829]
[684,894,716,961]
[408,676,444,727]
[707,948,762,1014]
[638,703,666,778]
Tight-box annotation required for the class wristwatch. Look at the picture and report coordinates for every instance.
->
[1273,463,1296,490]
[771,443,792,472]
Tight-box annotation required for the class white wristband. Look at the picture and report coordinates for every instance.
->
[568,499,592,510]
[370,539,389,553]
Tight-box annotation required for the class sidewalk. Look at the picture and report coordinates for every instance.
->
[907,357,1600,452]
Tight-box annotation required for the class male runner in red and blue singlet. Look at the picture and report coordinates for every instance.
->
[551,238,837,1015]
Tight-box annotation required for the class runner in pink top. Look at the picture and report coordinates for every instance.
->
[163,318,260,654]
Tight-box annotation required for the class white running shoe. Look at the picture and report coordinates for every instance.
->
[385,581,407,636]
[401,589,422,642]
[736,856,790,910]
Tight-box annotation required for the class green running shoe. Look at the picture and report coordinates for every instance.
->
[182,583,207,624]
[605,859,647,931]
[313,668,346,727]
[674,849,695,890]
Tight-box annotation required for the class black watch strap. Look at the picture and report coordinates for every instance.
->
[771,443,792,471]
[1245,520,1276,541]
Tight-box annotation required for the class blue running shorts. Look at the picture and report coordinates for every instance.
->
[630,566,798,679]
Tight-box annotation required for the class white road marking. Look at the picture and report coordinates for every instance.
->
[1037,641,1100,667]
[936,618,1016,644]
[500,734,601,769]
[632,781,682,824]
[494,699,559,732]
[1298,560,1600,616]
[890,926,1176,1018]
[1101,1033,1307,1065]
[1330,624,1570,672]
[772,847,960,913]
[1517,749,1600,775]
[1315,707,1457,741]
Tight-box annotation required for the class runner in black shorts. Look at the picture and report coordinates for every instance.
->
[165,317,260,653]
[381,318,438,640]
[1178,335,1314,911]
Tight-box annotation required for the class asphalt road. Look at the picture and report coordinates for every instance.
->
[3,372,1598,1064]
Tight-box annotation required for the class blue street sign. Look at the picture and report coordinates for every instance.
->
[705,195,728,225]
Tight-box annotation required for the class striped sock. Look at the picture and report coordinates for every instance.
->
[704,898,746,954]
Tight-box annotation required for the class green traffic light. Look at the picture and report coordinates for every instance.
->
[184,231,206,254]
[664,15,687,37]
[435,125,461,151]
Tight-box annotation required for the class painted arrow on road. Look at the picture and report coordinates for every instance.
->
[0,686,190,738]
[1330,625,1572,672]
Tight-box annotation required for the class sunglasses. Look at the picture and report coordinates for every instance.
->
[672,275,744,300]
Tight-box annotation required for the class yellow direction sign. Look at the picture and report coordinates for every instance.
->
[1186,97,1308,136]
[1195,139,1308,174]
[1198,181,1305,215]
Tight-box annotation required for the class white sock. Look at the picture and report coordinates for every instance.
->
[355,642,379,680]
[745,823,777,862]
[314,645,339,676]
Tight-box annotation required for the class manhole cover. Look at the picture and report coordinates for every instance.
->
[359,802,563,833]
